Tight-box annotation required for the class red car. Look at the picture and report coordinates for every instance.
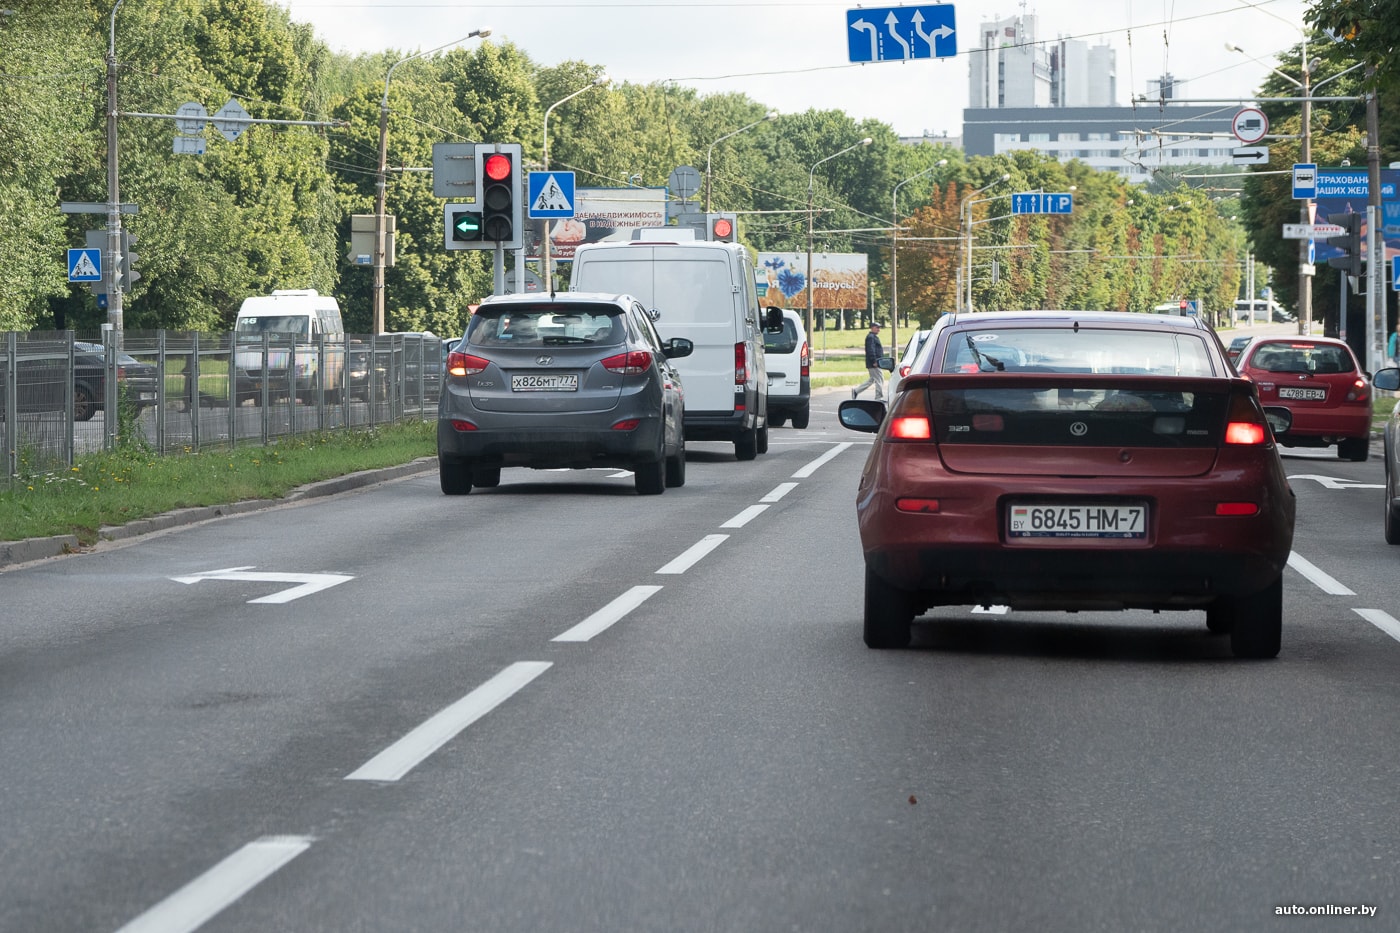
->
[1234,336,1371,461]
[839,311,1296,659]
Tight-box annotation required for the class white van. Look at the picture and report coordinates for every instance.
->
[570,236,775,460]
[233,289,346,404]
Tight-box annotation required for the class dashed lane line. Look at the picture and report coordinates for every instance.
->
[553,586,664,643]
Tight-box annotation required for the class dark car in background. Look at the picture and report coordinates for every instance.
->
[1235,335,1371,461]
[437,292,692,496]
[838,310,1296,659]
[73,342,158,421]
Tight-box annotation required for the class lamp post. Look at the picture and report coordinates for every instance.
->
[704,111,778,212]
[541,74,610,294]
[375,28,491,335]
[960,174,1010,312]
[890,159,948,354]
[806,137,872,341]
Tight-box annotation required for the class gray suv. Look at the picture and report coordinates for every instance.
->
[437,292,693,496]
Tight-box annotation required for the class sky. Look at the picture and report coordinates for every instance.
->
[276,0,1315,140]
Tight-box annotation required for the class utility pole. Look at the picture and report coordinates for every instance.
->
[1365,65,1386,371]
[105,0,125,343]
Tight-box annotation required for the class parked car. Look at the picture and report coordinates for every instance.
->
[437,291,692,495]
[837,310,1297,659]
[72,342,159,421]
[1372,366,1400,543]
[1234,336,1371,461]
[889,329,933,397]
[763,308,810,428]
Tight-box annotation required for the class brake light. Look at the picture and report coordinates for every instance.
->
[734,342,747,385]
[602,350,652,375]
[449,419,477,431]
[1215,502,1260,516]
[800,341,810,377]
[886,388,932,441]
[1345,377,1369,402]
[896,497,940,513]
[448,351,489,376]
[612,419,641,431]
[1224,392,1268,445]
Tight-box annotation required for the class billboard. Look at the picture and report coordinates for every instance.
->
[1310,168,1399,268]
[756,252,868,311]
[528,186,667,261]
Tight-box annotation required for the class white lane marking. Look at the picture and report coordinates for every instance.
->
[114,836,313,933]
[762,482,799,503]
[1354,608,1400,644]
[170,568,353,605]
[1288,473,1384,490]
[972,605,1010,615]
[793,442,853,478]
[721,505,769,529]
[346,662,552,782]
[1287,551,1356,596]
[553,586,663,643]
[656,534,728,575]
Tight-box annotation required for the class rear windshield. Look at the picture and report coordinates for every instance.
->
[940,327,1216,377]
[235,315,311,338]
[928,386,1230,447]
[1245,342,1355,375]
[764,320,800,355]
[466,303,625,349]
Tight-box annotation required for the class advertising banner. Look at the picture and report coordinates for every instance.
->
[756,252,868,311]
[529,187,667,261]
[1311,168,1399,268]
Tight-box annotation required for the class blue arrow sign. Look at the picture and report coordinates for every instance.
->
[67,247,102,282]
[847,5,956,63]
[1011,193,1042,214]
[1045,192,1074,214]
[528,171,575,219]
[1011,193,1074,215]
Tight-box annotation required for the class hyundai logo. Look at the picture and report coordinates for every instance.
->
[536,355,553,366]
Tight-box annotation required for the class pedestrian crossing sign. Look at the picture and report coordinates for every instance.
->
[67,247,102,282]
[528,171,575,218]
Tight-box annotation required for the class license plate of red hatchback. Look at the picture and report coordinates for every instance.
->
[1277,386,1326,400]
[1008,503,1148,539]
[511,373,578,391]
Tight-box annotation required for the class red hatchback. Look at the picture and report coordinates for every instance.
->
[838,311,1296,659]
[1235,336,1371,461]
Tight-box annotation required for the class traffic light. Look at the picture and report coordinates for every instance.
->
[709,212,737,242]
[120,229,140,290]
[444,204,485,251]
[1325,212,1363,276]
[474,143,522,249]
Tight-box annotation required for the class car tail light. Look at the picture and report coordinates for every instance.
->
[448,419,478,431]
[448,351,489,376]
[896,497,940,513]
[734,342,747,385]
[1215,502,1260,516]
[800,341,810,377]
[886,388,932,441]
[1224,392,1268,445]
[1345,377,1369,402]
[612,419,641,431]
[899,364,912,378]
[602,350,652,375]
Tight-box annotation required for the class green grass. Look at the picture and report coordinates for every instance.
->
[2,421,436,545]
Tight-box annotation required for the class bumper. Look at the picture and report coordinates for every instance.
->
[684,407,756,441]
[767,376,811,415]
[437,415,663,470]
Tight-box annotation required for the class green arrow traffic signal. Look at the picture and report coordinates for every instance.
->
[451,209,483,241]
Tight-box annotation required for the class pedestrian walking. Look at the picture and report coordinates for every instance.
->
[851,322,885,400]
[1389,320,1399,367]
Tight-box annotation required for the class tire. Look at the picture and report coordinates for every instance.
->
[757,423,769,454]
[73,385,97,422]
[791,405,810,430]
[735,426,758,461]
[665,437,686,488]
[1221,574,1283,659]
[634,455,665,495]
[472,467,501,488]
[1338,436,1369,462]
[864,567,915,649]
[769,413,787,428]
[1386,457,1400,545]
[439,456,473,495]
[1204,605,1232,635]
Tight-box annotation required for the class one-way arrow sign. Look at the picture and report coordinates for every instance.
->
[171,566,354,604]
[1232,146,1269,165]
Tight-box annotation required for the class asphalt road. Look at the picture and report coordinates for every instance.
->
[3,388,1399,932]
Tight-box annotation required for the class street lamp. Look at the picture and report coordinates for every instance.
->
[375,27,491,334]
[541,73,610,293]
[960,173,1010,312]
[704,111,778,212]
[806,137,872,341]
[890,159,948,354]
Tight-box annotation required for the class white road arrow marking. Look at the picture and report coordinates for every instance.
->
[171,566,354,604]
[1288,473,1385,490]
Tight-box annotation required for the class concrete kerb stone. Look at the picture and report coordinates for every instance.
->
[0,457,438,570]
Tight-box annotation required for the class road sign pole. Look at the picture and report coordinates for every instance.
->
[105,4,124,344]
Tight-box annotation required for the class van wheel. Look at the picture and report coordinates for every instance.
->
[770,413,787,428]
[757,424,769,454]
[735,427,758,461]
[439,456,473,495]
[791,405,810,429]
[665,438,686,488]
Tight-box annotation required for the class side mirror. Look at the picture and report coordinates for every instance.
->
[839,399,886,433]
[1373,367,1400,392]
[663,337,694,359]
[763,307,784,332]
[878,355,896,372]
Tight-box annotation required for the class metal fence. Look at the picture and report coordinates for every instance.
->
[2,330,443,482]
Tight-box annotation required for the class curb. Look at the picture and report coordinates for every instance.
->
[1,457,438,570]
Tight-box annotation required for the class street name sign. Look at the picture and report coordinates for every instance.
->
[1282,223,1344,239]
[847,5,956,63]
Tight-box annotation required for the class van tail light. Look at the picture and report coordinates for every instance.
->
[800,341,810,377]
[602,350,652,375]
[734,342,747,385]
[1224,391,1268,446]
[886,387,932,441]
[448,351,489,376]
[1345,377,1369,402]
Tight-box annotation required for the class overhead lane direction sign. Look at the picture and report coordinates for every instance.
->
[1011,192,1074,215]
[528,171,575,218]
[1232,147,1269,165]
[847,5,956,63]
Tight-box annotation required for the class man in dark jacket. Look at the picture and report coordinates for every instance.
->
[851,322,884,399]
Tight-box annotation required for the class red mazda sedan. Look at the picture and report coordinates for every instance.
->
[838,311,1296,659]
[1234,335,1371,461]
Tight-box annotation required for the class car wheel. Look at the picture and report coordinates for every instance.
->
[1338,436,1369,462]
[769,413,787,428]
[73,385,97,422]
[472,467,501,488]
[439,456,473,495]
[735,426,758,461]
[634,455,665,495]
[1223,574,1283,659]
[864,567,914,649]
[665,437,686,488]
[791,405,810,429]
[1385,458,1400,545]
